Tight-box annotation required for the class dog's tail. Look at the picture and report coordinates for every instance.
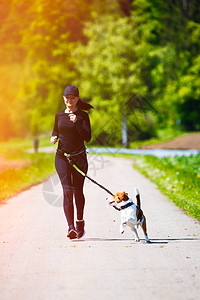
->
[134,187,141,210]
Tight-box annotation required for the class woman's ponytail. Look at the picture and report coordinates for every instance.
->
[77,99,94,111]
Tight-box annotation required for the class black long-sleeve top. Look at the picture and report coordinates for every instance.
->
[52,109,91,154]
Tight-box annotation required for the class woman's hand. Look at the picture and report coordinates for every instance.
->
[69,113,77,123]
[50,136,58,144]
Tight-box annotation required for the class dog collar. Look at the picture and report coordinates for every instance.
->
[112,201,134,211]
[120,202,134,210]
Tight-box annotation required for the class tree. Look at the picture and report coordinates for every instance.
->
[0,0,100,139]
[74,14,157,145]
[1,0,199,142]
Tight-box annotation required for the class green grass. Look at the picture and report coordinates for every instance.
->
[0,152,55,200]
[131,154,200,220]
[0,137,55,200]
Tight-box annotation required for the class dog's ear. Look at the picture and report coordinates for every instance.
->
[124,192,129,201]
[121,191,127,201]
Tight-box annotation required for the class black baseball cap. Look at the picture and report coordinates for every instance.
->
[63,85,79,97]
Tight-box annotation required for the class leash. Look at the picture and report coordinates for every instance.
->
[59,150,136,212]
[62,151,115,197]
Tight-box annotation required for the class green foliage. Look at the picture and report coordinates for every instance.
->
[74,15,157,145]
[0,0,100,139]
[176,54,200,130]
[0,0,199,143]
[132,154,200,220]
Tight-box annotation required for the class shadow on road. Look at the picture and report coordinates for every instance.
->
[72,237,200,244]
[150,238,200,243]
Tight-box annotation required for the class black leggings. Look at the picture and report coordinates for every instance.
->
[55,152,88,227]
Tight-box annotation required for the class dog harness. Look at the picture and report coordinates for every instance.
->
[110,201,134,211]
[111,201,143,221]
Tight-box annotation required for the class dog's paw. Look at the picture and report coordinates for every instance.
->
[145,239,151,243]
[120,230,124,234]
[135,238,140,242]
[145,235,151,243]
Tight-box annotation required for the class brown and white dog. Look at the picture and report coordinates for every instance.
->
[107,188,150,243]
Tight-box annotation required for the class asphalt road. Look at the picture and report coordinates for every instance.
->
[0,155,200,300]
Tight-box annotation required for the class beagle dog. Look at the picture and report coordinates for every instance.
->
[107,188,150,243]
